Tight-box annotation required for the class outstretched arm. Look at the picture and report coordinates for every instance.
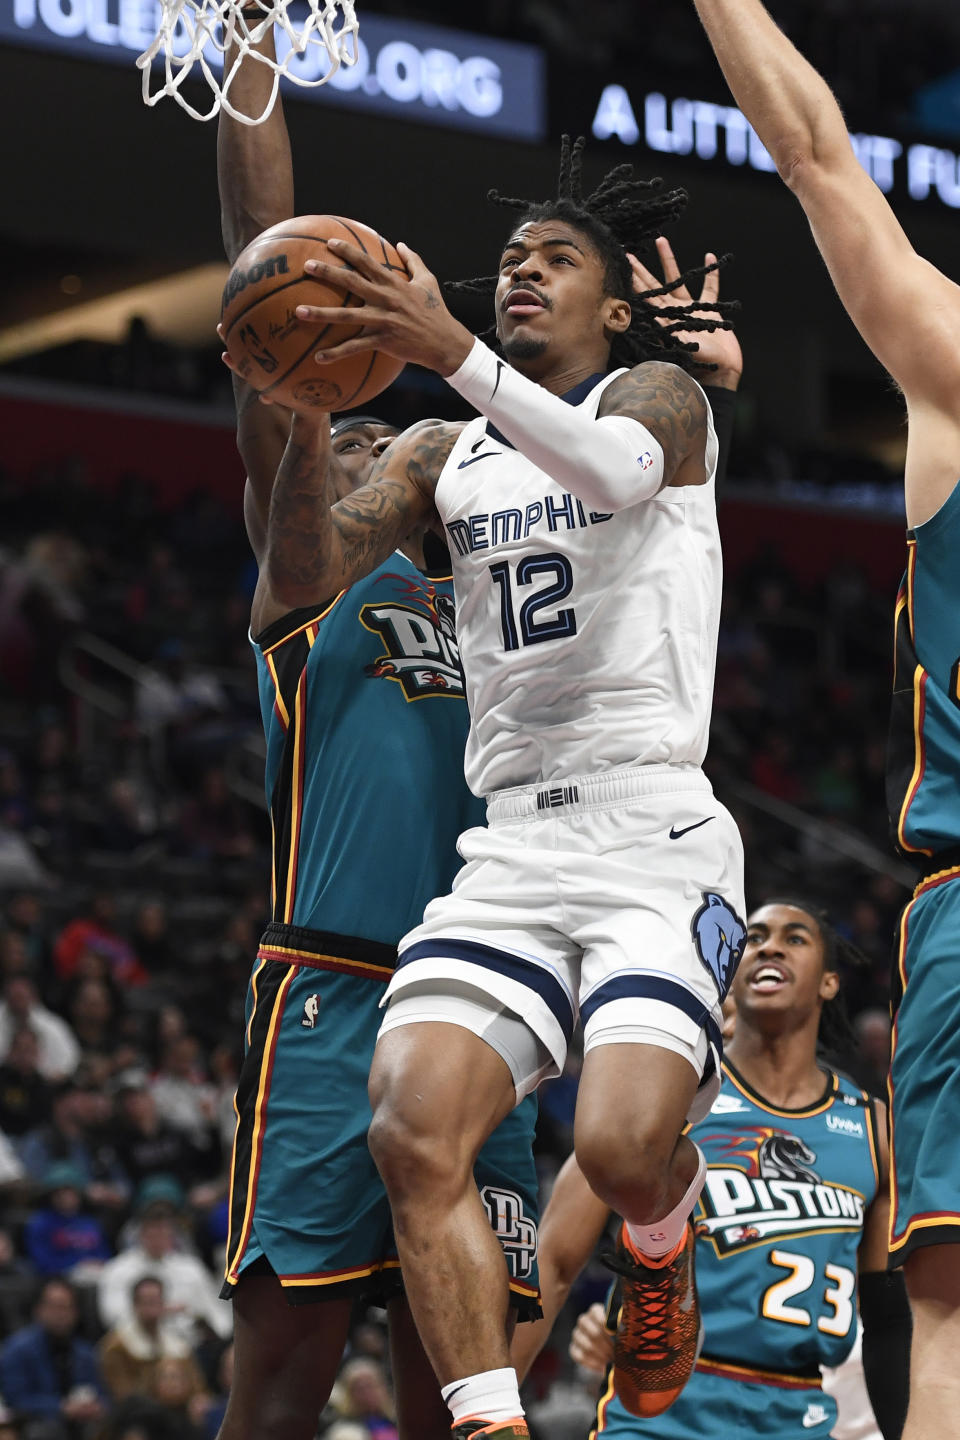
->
[217,21,295,593]
[510,1153,612,1382]
[693,0,960,523]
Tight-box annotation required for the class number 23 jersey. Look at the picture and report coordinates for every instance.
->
[435,370,721,798]
[692,1063,881,1376]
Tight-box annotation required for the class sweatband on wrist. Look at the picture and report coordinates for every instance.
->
[446,339,665,513]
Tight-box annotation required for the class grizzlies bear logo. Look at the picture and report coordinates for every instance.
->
[692,892,746,998]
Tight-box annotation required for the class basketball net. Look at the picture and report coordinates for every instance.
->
[136,0,360,124]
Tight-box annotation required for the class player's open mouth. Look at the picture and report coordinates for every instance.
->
[748,963,789,992]
[504,287,547,316]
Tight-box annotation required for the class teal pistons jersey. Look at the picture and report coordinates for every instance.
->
[252,554,485,947]
[888,478,960,857]
[691,1062,880,1376]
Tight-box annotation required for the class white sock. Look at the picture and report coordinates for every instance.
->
[625,1145,707,1259]
[441,1368,524,1426]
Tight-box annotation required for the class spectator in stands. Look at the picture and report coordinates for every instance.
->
[149,1038,217,1151]
[853,1007,893,1099]
[0,979,78,1081]
[0,1224,38,1341]
[19,1079,127,1211]
[52,897,147,991]
[0,933,32,985]
[64,982,121,1067]
[128,905,173,980]
[145,1355,210,1440]
[334,1359,398,1440]
[3,892,50,975]
[23,1163,113,1278]
[175,769,254,862]
[0,1277,106,1440]
[110,1074,219,1193]
[97,1193,231,1346]
[0,1027,52,1137]
[198,1343,232,1440]
[98,1277,206,1404]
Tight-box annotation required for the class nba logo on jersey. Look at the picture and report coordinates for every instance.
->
[301,995,321,1029]
[637,450,655,470]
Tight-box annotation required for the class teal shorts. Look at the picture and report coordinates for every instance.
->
[889,866,960,1265]
[222,925,540,1312]
[592,1363,835,1440]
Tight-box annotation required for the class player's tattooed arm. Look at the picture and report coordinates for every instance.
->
[331,421,460,578]
[599,361,709,488]
[264,415,457,610]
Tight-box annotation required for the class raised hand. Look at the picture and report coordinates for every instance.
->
[291,240,475,377]
[629,236,742,389]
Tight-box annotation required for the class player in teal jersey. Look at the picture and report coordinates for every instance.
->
[212,30,538,1440]
[513,900,910,1439]
[683,5,960,1435]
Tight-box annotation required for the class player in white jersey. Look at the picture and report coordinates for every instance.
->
[261,139,746,1438]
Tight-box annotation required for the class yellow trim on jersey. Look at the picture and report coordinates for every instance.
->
[591,1366,617,1438]
[897,663,929,855]
[723,1062,839,1119]
[259,595,345,656]
[256,942,393,981]
[889,1213,960,1254]
[266,652,289,730]
[914,862,960,898]
[694,1356,822,1389]
[282,669,308,925]
[865,1098,881,1192]
[228,965,297,1282]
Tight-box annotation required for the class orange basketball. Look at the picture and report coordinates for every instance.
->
[220,215,408,412]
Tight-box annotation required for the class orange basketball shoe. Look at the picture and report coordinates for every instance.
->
[451,1421,529,1440]
[604,1221,702,1418]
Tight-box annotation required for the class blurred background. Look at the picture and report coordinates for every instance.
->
[1,0,957,1436]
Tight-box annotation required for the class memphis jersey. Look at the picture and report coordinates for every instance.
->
[690,1063,880,1375]
[888,477,960,856]
[435,371,721,797]
[252,555,484,946]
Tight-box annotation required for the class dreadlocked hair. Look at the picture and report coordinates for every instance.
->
[445,134,737,373]
[759,896,871,1063]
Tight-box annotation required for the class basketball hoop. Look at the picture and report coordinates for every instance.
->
[136,0,360,125]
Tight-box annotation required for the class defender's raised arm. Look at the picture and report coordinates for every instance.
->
[693,0,960,525]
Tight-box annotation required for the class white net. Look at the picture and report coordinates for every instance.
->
[136,0,360,124]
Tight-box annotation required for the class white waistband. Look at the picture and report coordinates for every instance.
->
[485,763,712,823]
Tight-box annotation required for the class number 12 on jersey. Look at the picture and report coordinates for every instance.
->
[489,552,577,652]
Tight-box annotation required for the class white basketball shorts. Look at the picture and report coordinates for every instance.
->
[381,763,746,1112]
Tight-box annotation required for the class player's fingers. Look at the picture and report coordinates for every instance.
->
[655,235,682,285]
[698,253,720,308]
[626,251,662,299]
[310,334,383,364]
[220,350,237,372]
[216,322,226,342]
[397,241,430,280]
[303,257,378,301]
[294,304,370,326]
[323,237,385,282]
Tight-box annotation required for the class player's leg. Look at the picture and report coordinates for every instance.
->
[888,878,960,1438]
[217,1270,351,1440]
[367,1020,521,1384]
[388,1296,520,1440]
[902,1245,960,1439]
[369,815,572,1433]
[221,946,401,1434]
[575,1042,701,1224]
[567,779,746,1417]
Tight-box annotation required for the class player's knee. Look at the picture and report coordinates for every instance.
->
[576,1129,672,1221]
[367,1098,465,1204]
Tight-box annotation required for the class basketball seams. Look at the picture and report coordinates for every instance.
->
[221,270,361,345]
